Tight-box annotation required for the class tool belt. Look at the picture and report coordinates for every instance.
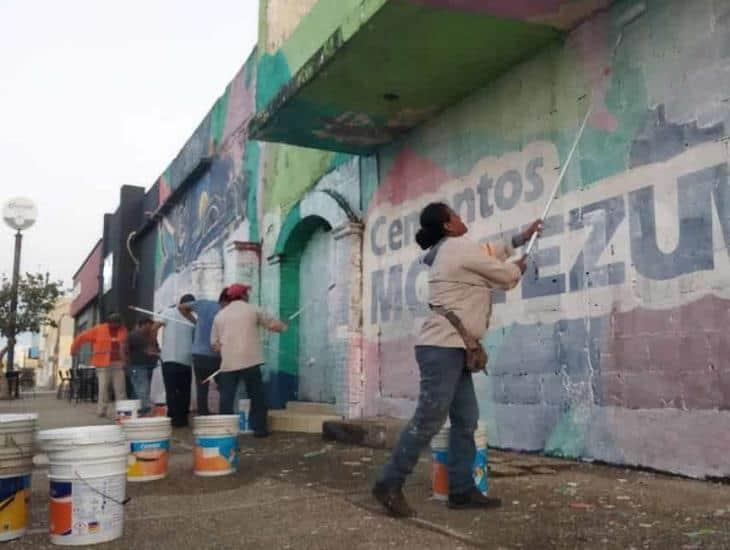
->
[429,305,488,373]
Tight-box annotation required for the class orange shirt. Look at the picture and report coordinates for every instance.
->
[70,323,128,368]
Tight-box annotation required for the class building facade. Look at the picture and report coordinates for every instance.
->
[71,0,730,479]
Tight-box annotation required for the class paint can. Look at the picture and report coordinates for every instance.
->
[238,399,252,434]
[473,424,489,495]
[430,422,489,501]
[37,425,128,546]
[114,400,141,425]
[121,417,172,482]
[0,414,37,542]
[0,473,31,542]
[192,415,239,477]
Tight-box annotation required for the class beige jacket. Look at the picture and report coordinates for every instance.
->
[211,301,276,371]
[418,236,522,349]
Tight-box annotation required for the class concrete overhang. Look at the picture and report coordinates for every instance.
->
[250,0,609,154]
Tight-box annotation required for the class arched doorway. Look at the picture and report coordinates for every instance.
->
[297,224,334,403]
[276,214,335,405]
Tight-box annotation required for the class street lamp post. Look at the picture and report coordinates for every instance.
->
[3,197,38,398]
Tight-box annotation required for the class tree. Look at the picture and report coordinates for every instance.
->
[0,273,63,342]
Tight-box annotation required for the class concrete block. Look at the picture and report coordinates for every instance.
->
[322,417,406,449]
[285,401,338,415]
[502,374,542,405]
[268,410,342,433]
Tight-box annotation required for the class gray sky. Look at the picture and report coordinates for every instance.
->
[0,0,260,288]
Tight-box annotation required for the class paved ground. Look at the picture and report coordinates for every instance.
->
[2,393,729,549]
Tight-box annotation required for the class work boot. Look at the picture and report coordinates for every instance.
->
[447,488,502,510]
[372,482,415,518]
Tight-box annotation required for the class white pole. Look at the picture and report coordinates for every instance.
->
[129,306,195,327]
[525,104,593,257]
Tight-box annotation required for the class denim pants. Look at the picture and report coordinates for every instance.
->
[217,366,267,433]
[377,346,479,495]
[129,365,155,413]
[162,362,192,425]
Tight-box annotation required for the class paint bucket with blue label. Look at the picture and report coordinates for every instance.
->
[0,473,31,541]
[238,399,252,434]
[37,425,128,546]
[115,400,140,425]
[430,422,489,500]
[0,413,37,542]
[121,417,172,482]
[193,415,239,477]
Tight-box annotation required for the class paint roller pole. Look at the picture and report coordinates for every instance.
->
[525,103,593,257]
[128,305,196,327]
[202,369,221,385]
[524,3,645,257]
[287,282,336,321]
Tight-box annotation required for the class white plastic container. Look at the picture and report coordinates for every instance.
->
[431,422,489,501]
[121,417,172,482]
[0,414,37,542]
[114,400,141,425]
[238,399,252,434]
[192,415,239,477]
[37,425,128,546]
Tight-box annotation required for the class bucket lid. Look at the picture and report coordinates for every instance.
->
[115,400,141,408]
[0,413,38,424]
[193,415,239,423]
[37,425,124,448]
[193,415,239,430]
[122,417,171,428]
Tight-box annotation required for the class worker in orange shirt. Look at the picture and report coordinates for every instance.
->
[70,312,128,417]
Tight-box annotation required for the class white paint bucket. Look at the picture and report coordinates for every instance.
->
[121,417,172,482]
[37,425,128,546]
[115,400,141,425]
[0,414,37,541]
[192,415,239,477]
[430,422,489,501]
[238,399,252,434]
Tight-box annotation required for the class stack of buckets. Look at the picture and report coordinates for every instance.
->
[121,417,172,482]
[431,422,489,500]
[37,425,129,546]
[193,415,239,476]
[0,413,37,542]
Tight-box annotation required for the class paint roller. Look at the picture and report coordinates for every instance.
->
[525,2,647,257]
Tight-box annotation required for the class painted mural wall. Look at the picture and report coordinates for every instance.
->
[363,0,730,478]
[153,52,259,308]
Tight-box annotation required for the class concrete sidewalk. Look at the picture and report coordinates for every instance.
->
[2,394,729,549]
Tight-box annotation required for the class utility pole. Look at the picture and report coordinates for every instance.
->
[3,197,38,398]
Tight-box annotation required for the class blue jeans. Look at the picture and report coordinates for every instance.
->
[217,366,267,433]
[377,346,479,495]
[129,365,155,414]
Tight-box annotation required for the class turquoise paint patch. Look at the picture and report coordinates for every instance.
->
[244,141,261,242]
[274,203,302,256]
[544,406,589,458]
[257,51,291,112]
[210,90,230,147]
[328,151,353,172]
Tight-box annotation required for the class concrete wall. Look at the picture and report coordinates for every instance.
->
[362,0,730,478]
[138,0,730,478]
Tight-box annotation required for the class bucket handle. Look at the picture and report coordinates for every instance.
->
[74,470,131,506]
